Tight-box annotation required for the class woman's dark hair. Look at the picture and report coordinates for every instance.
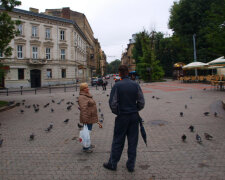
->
[118,65,129,77]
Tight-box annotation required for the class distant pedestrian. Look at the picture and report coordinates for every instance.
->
[78,83,98,153]
[102,78,107,91]
[103,65,145,172]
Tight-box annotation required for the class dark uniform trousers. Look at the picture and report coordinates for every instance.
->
[109,112,139,169]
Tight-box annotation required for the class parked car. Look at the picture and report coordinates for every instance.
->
[114,76,121,82]
[91,78,103,86]
[91,78,98,86]
[105,75,110,79]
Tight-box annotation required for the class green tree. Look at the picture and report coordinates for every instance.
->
[0,0,21,86]
[132,30,164,81]
[106,59,121,74]
[169,0,225,62]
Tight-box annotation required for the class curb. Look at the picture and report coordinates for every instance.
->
[0,103,17,113]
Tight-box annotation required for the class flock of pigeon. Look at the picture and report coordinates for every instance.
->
[0,93,108,147]
[151,95,216,144]
[180,95,216,144]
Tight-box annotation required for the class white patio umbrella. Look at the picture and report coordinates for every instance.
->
[208,56,225,66]
[182,62,208,76]
[182,62,208,69]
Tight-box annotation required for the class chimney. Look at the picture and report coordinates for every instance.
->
[29,7,39,13]
[62,7,70,19]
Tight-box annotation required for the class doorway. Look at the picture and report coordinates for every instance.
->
[30,69,41,88]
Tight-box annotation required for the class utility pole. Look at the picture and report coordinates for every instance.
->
[193,34,197,76]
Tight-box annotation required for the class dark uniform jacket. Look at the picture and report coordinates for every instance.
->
[109,77,145,115]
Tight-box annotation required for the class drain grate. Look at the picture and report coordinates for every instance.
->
[148,120,169,126]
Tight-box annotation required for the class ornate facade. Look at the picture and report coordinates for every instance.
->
[44,7,106,78]
[0,7,93,88]
[121,34,136,72]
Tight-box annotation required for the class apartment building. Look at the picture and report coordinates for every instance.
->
[0,7,89,88]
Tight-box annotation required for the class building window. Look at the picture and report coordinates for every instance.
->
[32,26,38,37]
[46,48,51,60]
[60,30,65,40]
[47,69,52,78]
[17,45,23,59]
[45,28,51,39]
[61,69,66,78]
[60,49,65,60]
[17,24,23,35]
[32,46,38,59]
[18,69,24,80]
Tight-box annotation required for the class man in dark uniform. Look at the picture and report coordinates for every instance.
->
[103,65,145,172]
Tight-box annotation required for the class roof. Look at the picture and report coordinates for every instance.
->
[0,6,89,44]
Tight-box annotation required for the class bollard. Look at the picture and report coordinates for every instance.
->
[20,86,23,95]
[6,88,8,96]
[35,88,37,94]
[49,85,51,94]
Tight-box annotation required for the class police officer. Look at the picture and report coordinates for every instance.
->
[103,65,145,172]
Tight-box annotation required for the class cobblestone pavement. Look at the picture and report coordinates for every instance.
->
[0,80,225,180]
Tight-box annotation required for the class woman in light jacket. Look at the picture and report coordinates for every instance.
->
[78,83,99,153]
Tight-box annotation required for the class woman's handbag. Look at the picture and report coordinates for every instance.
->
[79,125,91,148]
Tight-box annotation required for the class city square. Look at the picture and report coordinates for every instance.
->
[0,80,225,180]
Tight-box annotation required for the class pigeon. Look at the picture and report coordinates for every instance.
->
[66,102,70,105]
[99,119,104,123]
[152,96,155,99]
[73,94,75,96]
[61,99,65,102]
[203,88,206,91]
[64,119,69,123]
[52,100,55,103]
[190,96,192,99]
[214,112,217,117]
[99,102,101,106]
[22,100,26,102]
[189,125,194,132]
[51,108,54,113]
[0,138,3,147]
[180,112,183,117]
[77,123,83,129]
[196,134,202,143]
[98,108,101,112]
[185,104,187,109]
[181,134,186,142]
[101,113,104,118]
[36,104,39,108]
[57,102,61,105]
[20,109,24,114]
[33,104,36,108]
[70,102,74,105]
[67,105,72,111]
[204,133,213,140]
[45,124,53,132]
[34,108,39,113]
[107,94,109,97]
[44,103,49,108]
[156,97,160,100]
[29,133,35,140]
[204,112,210,116]
[16,103,20,106]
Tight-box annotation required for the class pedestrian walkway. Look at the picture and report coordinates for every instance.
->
[0,81,224,179]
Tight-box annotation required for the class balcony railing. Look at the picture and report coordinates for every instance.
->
[28,59,47,65]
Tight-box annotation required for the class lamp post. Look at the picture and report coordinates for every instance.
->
[193,34,197,76]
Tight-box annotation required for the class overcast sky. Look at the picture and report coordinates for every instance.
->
[19,0,175,63]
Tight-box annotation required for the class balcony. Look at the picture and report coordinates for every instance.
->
[28,59,47,65]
